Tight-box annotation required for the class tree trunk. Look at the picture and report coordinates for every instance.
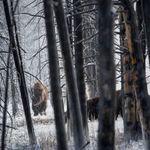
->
[119,8,141,141]
[136,0,146,69]
[53,0,85,149]
[1,47,11,150]
[121,1,150,148]
[141,0,150,65]
[10,62,18,117]
[3,0,36,145]
[43,0,68,150]
[97,0,115,149]
[73,0,89,142]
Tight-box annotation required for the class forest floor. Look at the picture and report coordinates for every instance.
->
[4,102,145,150]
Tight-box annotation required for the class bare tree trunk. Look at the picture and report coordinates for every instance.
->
[121,1,150,148]
[1,47,10,150]
[73,0,89,142]
[53,0,85,149]
[3,0,36,145]
[141,0,150,65]
[43,1,68,150]
[10,62,18,117]
[119,9,141,141]
[97,0,115,149]
[136,0,146,69]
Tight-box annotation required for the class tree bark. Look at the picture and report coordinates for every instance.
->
[141,0,150,65]
[43,0,68,150]
[136,0,146,69]
[97,0,115,149]
[73,0,89,142]
[53,0,85,149]
[121,1,150,148]
[1,47,11,150]
[119,8,141,141]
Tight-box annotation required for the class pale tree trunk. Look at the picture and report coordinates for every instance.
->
[98,0,115,149]
[1,46,11,150]
[83,0,97,98]
[43,0,68,150]
[53,0,85,149]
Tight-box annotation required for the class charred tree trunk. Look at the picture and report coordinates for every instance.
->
[3,0,36,145]
[121,1,150,148]
[119,7,140,141]
[43,0,67,149]
[73,0,89,142]
[53,0,85,149]
[97,0,115,149]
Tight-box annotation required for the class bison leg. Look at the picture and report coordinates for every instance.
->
[39,101,47,116]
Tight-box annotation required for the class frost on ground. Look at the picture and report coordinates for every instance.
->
[4,102,145,150]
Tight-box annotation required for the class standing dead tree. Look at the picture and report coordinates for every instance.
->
[120,0,150,149]
[73,0,89,142]
[53,0,85,149]
[119,6,141,141]
[97,0,116,150]
[141,0,150,65]
[43,0,68,150]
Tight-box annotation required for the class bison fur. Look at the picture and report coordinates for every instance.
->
[87,90,123,121]
[30,80,49,116]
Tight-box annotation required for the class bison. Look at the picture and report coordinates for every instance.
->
[87,90,123,121]
[30,80,49,116]
[87,96,99,121]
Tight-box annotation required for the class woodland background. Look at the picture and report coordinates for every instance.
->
[1,0,150,150]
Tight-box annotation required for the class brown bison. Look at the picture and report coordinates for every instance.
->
[87,90,123,121]
[30,80,49,116]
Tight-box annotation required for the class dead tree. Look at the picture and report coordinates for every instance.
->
[121,0,150,149]
[136,0,146,68]
[97,0,116,149]
[1,46,11,150]
[73,0,89,142]
[53,0,85,149]
[43,0,68,150]
[119,7,141,141]
[141,0,150,65]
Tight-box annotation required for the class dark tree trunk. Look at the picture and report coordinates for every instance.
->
[10,62,18,117]
[136,0,146,69]
[65,0,73,140]
[141,0,150,65]
[3,0,36,145]
[73,0,89,142]
[43,0,68,150]
[97,0,115,149]
[53,0,85,149]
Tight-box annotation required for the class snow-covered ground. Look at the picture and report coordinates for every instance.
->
[4,101,145,150]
